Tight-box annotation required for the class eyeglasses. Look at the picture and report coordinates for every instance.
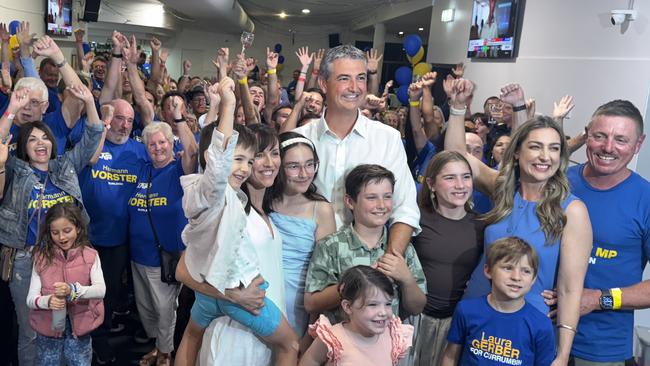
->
[28,99,47,108]
[284,161,318,176]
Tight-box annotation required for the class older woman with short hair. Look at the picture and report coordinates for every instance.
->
[127,95,197,366]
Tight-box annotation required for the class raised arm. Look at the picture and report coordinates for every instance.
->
[263,47,280,123]
[169,95,198,174]
[148,37,163,88]
[443,77,498,195]
[213,47,229,84]
[216,77,236,139]
[307,48,324,90]
[16,22,37,77]
[408,81,428,152]
[73,29,86,72]
[65,83,104,171]
[294,46,313,101]
[499,83,527,132]
[280,91,311,133]
[177,59,191,92]
[0,88,31,137]
[89,104,113,165]
[99,31,127,106]
[420,72,441,140]
[0,134,10,199]
[552,95,575,128]
[123,35,154,126]
[233,54,259,124]
[554,200,592,365]
[366,48,383,97]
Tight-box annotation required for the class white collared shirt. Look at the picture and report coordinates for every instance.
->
[294,110,421,234]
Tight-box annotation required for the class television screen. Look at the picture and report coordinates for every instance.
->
[46,0,73,36]
[467,0,523,59]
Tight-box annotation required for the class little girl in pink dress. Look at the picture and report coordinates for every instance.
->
[300,265,414,366]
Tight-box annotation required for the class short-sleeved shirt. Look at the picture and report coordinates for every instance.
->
[305,224,427,321]
[26,168,74,246]
[79,138,149,246]
[447,296,555,366]
[128,159,187,266]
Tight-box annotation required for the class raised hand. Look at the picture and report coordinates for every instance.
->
[206,81,221,106]
[245,57,256,73]
[67,84,94,104]
[81,52,94,73]
[420,71,437,87]
[265,47,279,69]
[183,59,192,75]
[295,46,313,67]
[553,95,575,120]
[451,62,465,78]
[16,21,35,46]
[0,134,11,168]
[313,48,325,70]
[213,47,229,69]
[218,77,236,106]
[408,80,424,101]
[526,98,536,120]
[111,30,128,53]
[365,48,383,73]
[7,87,32,113]
[123,35,139,65]
[149,37,161,53]
[100,104,114,128]
[74,28,85,43]
[233,54,247,80]
[443,76,474,109]
[499,83,525,107]
[0,23,9,43]
[1,61,11,90]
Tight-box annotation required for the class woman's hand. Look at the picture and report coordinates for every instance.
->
[53,282,72,297]
[67,84,94,105]
[226,276,266,315]
[48,296,66,310]
[7,87,32,114]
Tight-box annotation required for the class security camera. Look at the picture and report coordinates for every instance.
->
[611,9,637,25]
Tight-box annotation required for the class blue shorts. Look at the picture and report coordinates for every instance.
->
[190,281,281,337]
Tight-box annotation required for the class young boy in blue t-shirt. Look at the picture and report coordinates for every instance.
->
[441,237,556,366]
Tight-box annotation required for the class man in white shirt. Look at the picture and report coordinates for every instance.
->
[294,45,420,255]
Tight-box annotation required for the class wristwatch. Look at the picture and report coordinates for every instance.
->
[599,289,614,310]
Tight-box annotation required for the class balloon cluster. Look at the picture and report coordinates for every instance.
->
[274,43,285,72]
[4,20,21,62]
[394,34,432,105]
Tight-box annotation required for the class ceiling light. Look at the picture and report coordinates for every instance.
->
[279,11,287,18]
[398,31,404,35]
[418,27,424,31]
[441,8,455,22]
[302,9,310,14]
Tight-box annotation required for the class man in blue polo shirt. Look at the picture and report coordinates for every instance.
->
[567,100,650,365]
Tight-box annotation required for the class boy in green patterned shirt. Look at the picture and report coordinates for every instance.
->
[304,164,426,322]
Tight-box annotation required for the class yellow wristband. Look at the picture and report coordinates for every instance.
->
[611,287,622,310]
[238,77,248,85]
[409,101,420,107]
[266,68,277,75]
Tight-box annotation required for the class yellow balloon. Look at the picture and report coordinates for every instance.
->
[413,62,431,77]
[407,47,424,65]
[277,64,284,72]
[9,35,19,50]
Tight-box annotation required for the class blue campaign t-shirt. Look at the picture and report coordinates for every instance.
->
[79,138,149,247]
[447,296,555,366]
[6,109,84,157]
[568,164,650,362]
[26,168,74,246]
[127,159,187,266]
[46,87,61,114]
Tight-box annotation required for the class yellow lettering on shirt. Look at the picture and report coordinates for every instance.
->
[595,247,618,259]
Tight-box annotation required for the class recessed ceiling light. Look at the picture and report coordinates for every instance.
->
[279,11,287,18]
[302,9,310,14]
[398,31,404,35]
[418,27,424,31]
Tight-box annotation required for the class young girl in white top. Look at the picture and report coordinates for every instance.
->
[27,202,106,366]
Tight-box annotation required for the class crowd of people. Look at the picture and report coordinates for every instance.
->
[0,18,649,366]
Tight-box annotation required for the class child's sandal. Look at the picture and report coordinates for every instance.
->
[138,349,158,366]
[156,352,172,366]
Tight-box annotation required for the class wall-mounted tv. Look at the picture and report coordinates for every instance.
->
[467,0,524,59]
[46,0,73,36]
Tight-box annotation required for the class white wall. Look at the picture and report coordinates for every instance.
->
[427,0,650,168]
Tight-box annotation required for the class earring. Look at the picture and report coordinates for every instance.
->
[429,191,436,206]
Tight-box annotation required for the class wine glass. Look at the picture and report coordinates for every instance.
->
[240,31,254,55]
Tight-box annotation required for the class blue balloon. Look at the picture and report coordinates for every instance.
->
[278,55,285,64]
[394,66,412,86]
[274,43,282,53]
[9,20,20,35]
[403,34,422,57]
[397,85,409,105]
[82,43,91,55]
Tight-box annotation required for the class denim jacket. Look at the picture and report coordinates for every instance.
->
[0,122,103,249]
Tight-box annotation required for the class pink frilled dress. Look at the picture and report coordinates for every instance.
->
[308,314,414,366]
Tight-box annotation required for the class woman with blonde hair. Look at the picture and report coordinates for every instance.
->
[443,78,592,366]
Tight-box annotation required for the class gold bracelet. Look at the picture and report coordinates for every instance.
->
[238,77,248,85]
[556,324,577,333]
